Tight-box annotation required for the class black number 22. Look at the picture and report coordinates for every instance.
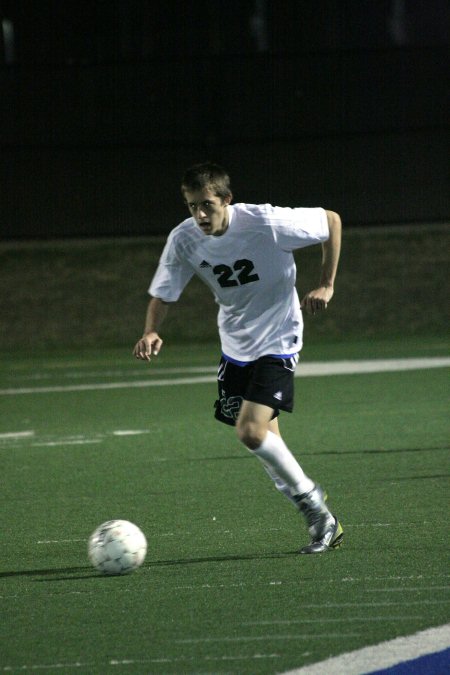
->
[213,259,260,288]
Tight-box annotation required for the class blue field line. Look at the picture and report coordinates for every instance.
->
[281,623,450,675]
[368,646,450,674]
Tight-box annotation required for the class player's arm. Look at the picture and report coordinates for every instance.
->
[300,210,342,314]
[133,297,170,361]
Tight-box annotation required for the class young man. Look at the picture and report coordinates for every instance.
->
[133,162,343,554]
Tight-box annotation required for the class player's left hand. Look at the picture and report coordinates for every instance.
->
[300,285,334,315]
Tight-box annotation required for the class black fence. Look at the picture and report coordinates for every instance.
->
[1,2,449,238]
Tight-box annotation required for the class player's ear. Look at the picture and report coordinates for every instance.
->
[224,193,233,205]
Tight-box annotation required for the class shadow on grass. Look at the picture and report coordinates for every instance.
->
[0,550,302,581]
[146,550,300,568]
[0,565,98,580]
[310,446,449,455]
[158,446,449,463]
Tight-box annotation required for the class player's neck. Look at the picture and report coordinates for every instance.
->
[213,210,230,237]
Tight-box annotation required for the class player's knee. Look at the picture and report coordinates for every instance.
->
[236,419,266,450]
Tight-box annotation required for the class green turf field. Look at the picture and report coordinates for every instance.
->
[1,227,449,671]
[1,342,449,674]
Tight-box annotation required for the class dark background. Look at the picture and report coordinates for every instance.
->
[1,0,449,239]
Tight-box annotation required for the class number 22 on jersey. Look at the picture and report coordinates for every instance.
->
[213,259,260,288]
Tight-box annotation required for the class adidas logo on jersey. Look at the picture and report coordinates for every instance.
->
[200,260,212,268]
[273,390,283,401]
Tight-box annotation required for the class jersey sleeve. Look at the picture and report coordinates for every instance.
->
[269,206,329,251]
[148,231,194,302]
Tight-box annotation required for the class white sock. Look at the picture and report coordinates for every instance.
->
[250,430,315,497]
[263,463,300,507]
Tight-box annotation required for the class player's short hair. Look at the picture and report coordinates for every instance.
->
[181,162,232,201]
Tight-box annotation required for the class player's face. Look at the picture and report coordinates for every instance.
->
[183,188,231,236]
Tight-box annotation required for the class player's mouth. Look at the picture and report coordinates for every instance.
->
[199,221,211,232]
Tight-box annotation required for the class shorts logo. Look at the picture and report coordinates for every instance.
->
[283,354,299,372]
[217,361,227,382]
[273,390,283,401]
[219,394,243,420]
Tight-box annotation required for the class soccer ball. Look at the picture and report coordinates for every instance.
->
[88,520,147,575]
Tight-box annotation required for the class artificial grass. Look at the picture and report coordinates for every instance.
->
[1,349,448,673]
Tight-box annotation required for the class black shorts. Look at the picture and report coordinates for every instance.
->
[214,354,298,426]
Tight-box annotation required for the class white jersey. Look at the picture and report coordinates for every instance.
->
[149,203,329,363]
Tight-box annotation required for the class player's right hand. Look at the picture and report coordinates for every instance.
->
[133,333,163,361]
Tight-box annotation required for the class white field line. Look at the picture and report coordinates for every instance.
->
[297,357,450,376]
[1,663,92,672]
[0,374,216,395]
[112,429,151,436]
[203,652,280,662]
[365,586,450,592]
[172,573,450,587]
[8,568,449,597]
[0,430,35,439]
[0,430,152,449]
[282,622,450,675]
[1,357,449,396]
[14,366,218,381]
[0,654,281,672]
[175,633,361,644]
[170,577,450,593]
[32,439,103,447]
[169,587,450,601]
[244,616,421,625]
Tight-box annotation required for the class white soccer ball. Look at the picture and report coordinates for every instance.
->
[88,519,147,575]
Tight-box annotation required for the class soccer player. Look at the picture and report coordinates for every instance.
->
[133,162,343,554]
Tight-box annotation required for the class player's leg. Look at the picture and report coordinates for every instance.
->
[236,400,315,497]
[263,419,342,550]
[262,417,311,506]
[214,355,343,553]
[236,400,342,552]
